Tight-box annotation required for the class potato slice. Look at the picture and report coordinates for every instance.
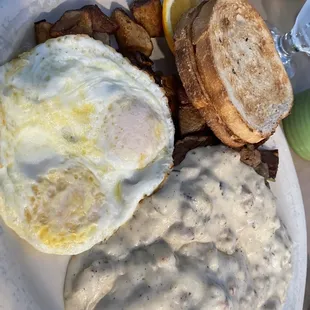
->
[178,105,208,137]
[131,0,163,37]
[92,32,110,45]
[131,51,153,68]
[34,20,53,44]
[82,5,118,34]
[176,86,206,136]
[173,136,217,166]
[111,8,153,57]
[260,149,279,180]
[50,10,93,37]
[161,76,178,119]
[240,145,262,168]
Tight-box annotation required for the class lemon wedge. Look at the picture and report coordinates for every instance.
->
[163,0,201,53]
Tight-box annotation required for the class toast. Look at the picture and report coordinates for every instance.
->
[191,0,293,143]
[174,3,245,147]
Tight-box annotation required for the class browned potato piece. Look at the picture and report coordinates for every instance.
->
[177,86,191,106]
[122,51,154,69]
[240,146,279,180]
[173,136,217,166]
[240,145,262,168]
[34,20,53,44]
[82,5,118,34]
[92,32,110,45]
[176,86,206,136]
[178,105,207,137]
[50,10,93,37]
[260,149,279,180]
[161,76,178,119]
[111,8,153,57]
[131,0,163,37]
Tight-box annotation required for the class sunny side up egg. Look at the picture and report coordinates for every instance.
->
[0,35,174,255]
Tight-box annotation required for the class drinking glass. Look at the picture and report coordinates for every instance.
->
[273,0,310,160]
[268,0,310,78]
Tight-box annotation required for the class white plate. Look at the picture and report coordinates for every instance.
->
[0,1,307,309]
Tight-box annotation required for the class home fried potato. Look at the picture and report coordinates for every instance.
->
[123,51,154,70]
[92,32,110,45]
[50,10,93,37]
[50,5,118,38]
[173,136,217,165]
[240,145,262,168]
[161,75,178,121]
[176,86,206,136]
[82,5,118,34]
[260,149,279,180]
[240,145,279,180]
[111,8,153,57]
[131,0,163,37]
[179,105,208,137]
[34,20,53,44]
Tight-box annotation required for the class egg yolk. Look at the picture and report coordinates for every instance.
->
[25,165,105,248]
[99,100,165,170]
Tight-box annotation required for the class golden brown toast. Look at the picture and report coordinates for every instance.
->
[174,3,245,148]
[192,0,293,143]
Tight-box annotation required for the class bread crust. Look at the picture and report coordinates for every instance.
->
[193,0,293,143]
[174,2,245,148]
[175,0,293,146]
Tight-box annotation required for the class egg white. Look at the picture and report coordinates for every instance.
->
[0,35,174,255]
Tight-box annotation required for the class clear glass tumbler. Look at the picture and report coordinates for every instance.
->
[269,0,310,160]
[269,0,310,78]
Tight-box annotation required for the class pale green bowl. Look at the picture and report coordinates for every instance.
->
[283,89,310,161]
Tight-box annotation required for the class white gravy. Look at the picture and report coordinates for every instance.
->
[64,146,292,310]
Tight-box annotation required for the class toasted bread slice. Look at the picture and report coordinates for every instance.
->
[192,0,293,143]
[131,0,163,37]
[112,9,153,57]
[174,3,245,148]
[34,20,53,44]
[50,10,93,37]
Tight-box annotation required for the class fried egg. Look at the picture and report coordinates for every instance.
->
[0,35,174,255]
